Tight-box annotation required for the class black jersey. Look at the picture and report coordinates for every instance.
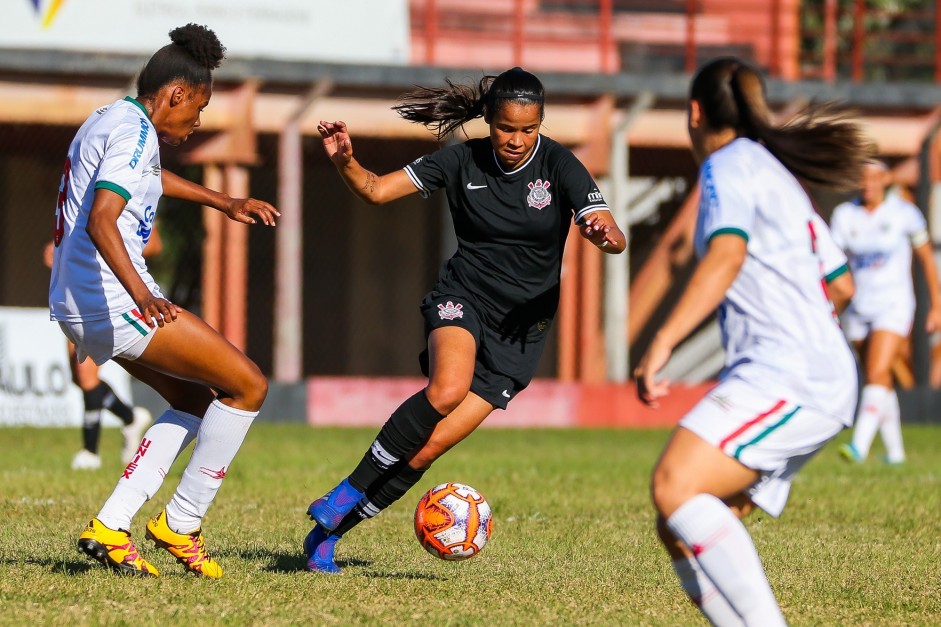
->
[404,134,608,336]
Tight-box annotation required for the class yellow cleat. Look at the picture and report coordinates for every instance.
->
[145,510,223,578]
[77,518,159,577]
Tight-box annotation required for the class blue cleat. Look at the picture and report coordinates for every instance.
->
[838,443,863,463]
[307,478,364,531]
[304,525,341,574]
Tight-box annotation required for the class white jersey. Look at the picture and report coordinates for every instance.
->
[49,98,163,322]
[811,213,849,283]
[830,193,928,318]
[696,138,856,423]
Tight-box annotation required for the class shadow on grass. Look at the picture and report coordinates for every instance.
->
[52,560,96,575]
[360,569,445,581]
[249,551,375,573]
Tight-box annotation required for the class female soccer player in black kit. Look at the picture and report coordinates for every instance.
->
[304,67,626,572]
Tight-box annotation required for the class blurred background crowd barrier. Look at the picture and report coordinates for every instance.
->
[3,0,941,425]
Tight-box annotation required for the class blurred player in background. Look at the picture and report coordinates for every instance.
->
[305,67,626,573]
[635,57,872,625]
[45,231,162,471]
[50,24,278,578]
[830,161,941,465]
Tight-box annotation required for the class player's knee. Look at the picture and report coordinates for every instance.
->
[235,363,268,411]
[650,464,694,519]
[424,380,469,415]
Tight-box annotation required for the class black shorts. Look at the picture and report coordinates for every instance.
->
[419,291,551,410]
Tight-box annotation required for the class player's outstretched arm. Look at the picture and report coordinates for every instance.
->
[160,169,280,226]
[634,233,745,405]
[913,240,941,332]
[318,120,418,205]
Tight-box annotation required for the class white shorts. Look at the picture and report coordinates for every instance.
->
[58,309,157,366]
[842,301,913,342]
[679,377,844,518]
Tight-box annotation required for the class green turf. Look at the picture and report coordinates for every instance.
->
[0,424,938,625]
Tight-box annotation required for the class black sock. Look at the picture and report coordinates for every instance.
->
[333,463,427,537]
[80,385,112,454]
[81,411,101,454]
[97,382,134,425]
[347,390,443,492]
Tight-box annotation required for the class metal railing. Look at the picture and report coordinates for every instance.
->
[411,0,941,83]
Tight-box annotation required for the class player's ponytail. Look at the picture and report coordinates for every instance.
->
[136,24,226,99]
[393,67,545,140]
[692,57,873,191]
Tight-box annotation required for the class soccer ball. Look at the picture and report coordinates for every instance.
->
[414,482,493,560]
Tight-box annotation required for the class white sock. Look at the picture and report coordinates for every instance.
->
[666,494,786,627]
[851,384,890,459]
[164,399,256,533]
[97,409,201,531]
[878,389,905,462]
[673,556,745,626]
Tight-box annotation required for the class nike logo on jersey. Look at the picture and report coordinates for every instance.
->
[466,182,488,190]
[501,390,511,398]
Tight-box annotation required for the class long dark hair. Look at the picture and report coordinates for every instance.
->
[691,57,873,191]
[137,24,226,99]
[393,67,545,140]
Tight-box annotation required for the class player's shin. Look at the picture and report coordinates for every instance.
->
[348,390,443,491]
[164,399,256,533]
[666,494,786,627]
[96,409,200,530]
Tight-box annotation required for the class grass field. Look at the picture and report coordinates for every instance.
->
[1,423,939,625]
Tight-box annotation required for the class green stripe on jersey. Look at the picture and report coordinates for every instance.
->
[708,227,749,243]
[122,312,149,336]
[95,181,131,202]
[825,264,849,283]
[733,406,802,460]
[123,96,152,120]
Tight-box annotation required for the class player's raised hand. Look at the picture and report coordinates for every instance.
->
[634,336,673,407]
[224,197,280,226]
[318,120,354,167]
[926,304,941,333]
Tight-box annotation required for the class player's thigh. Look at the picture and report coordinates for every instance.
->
[427,326,477,383]
[425,326,478,412]
[864,329,907,382]
[133,309,264,400]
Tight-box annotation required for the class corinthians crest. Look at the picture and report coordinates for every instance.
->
[437,301,464,320]
[527,179,552,209]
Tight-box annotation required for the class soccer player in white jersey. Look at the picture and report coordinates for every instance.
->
[635,57,872,626]
[830,161,941,464]
[50,24,278,578]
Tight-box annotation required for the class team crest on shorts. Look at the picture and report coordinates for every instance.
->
[527,179,552,209]
[438,301,464,320]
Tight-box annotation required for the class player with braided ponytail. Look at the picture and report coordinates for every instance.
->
[55,24,279,578]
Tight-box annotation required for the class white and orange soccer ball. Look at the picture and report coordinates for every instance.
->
[414,482,493,560]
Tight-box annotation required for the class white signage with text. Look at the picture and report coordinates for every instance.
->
[2,0,410,65]
[0,307,131,427]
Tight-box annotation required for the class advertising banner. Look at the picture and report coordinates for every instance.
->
[0,307,131,427]
[2,0,410,65]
